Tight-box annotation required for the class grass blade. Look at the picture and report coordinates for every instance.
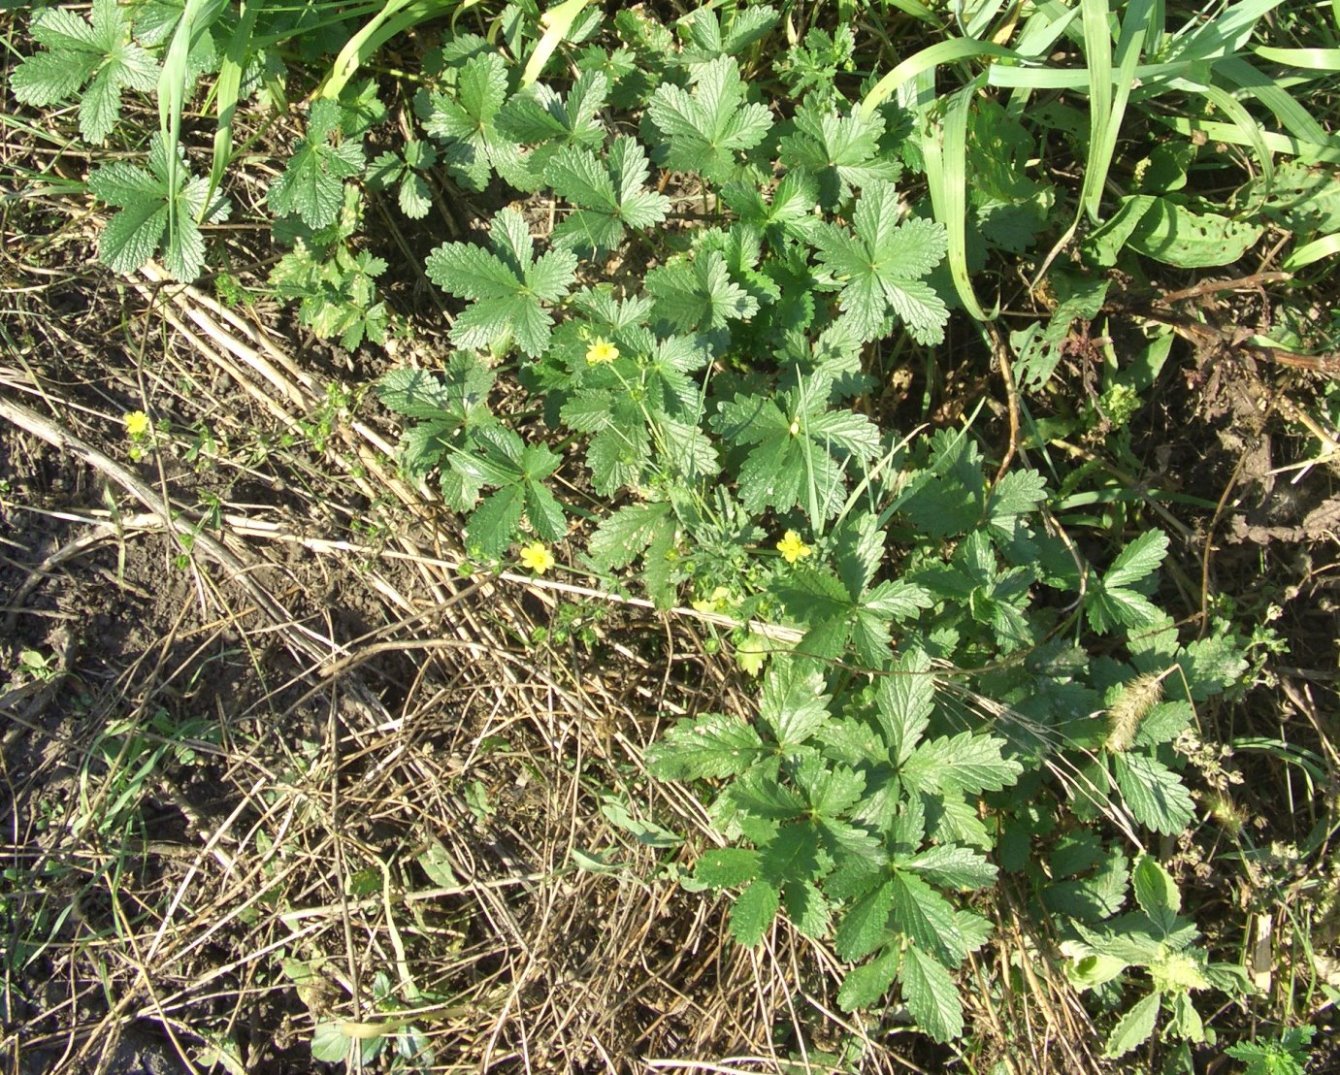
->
[922,79,989,321]
[1080,0,1155,223]
[860,38,1027,118]
[319,0,459,101]
[522,0,595,87]
[208,0,261,206]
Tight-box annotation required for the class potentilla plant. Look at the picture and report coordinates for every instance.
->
[14,0,1296,1054]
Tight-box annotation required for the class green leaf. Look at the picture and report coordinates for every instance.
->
[88,133,231,281]
[424,51,523,191]
[757,659,830,749]
[987,470,1047,522]
[782,878,831,938]
[901,844,997,890]
[679,5,779,64]
[694,848,761,888]
[834,880,894,962]
[875,650,935,764]
[12,0,159,144]
[838,949,900,1012]
[310,1022,354,1063]
[722,171,820,246]
[812,181,948,345]
[1131,854,1180,919]
[377,355,494,421]
[426,208,577,357]
[901,732,1022,795]
[889,872,964,964]
[547,137,671,255]
[729,879,779,945]
[778,98,901,208]
[1106,529,1169,590]
[712,378,880,521]
[648,712,768,779]
[268,99,364,229]
[1103,990,1161,1057]
[1112,753,1195,836]
[898,944,964,1043]
[466,486,523,556]
[587,501,674,569]
[1126,198,1263,268]
[646,56,773,183]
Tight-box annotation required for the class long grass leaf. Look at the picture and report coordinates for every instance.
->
[1253,45,1340,70]
[1193,80,1274,189]
[160,0,227,241]
[320,0,458,101]
[860,38,1027,117]
[922,80,988,321]
[1215,56,1330,144]
[209,0,261,205]
[1284,233,1340,271]
[1081,0,1156,223]
[1151,114,1340,163]
[522,0,595,87]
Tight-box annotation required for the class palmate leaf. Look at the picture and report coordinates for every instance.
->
[424,51,526,191]
[497,69,608,188]
[449,426,566,554]
[645,251,760,333]
[545,137,671,255]
[645,56,773,183]
[268,99,364,230]
[88,132,231,282]
[13,0,159,144]
[711,379,880,521]
[426,208,577,357]
[1086,529,1169,634]
[778,98,900,208]
[647,712,768,779]
[812,181,949,345]
[678,4,779,65]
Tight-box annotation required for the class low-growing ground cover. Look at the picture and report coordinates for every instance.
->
[2,0,1339,1071]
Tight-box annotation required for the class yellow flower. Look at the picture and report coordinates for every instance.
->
[586,338,620,365]
[124,411,151,438]
[519,541,556,575]
[776,530,812,564]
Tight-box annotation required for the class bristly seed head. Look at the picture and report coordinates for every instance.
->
[1104,671,1165,753]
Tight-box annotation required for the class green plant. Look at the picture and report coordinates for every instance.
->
[1064,855,1250,1057]
[1226,1025,1316,1074]
[12,0,1337,1060]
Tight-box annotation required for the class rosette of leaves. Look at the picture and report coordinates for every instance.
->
[649,649,1023,1042]
[1063,855,1249,1058]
